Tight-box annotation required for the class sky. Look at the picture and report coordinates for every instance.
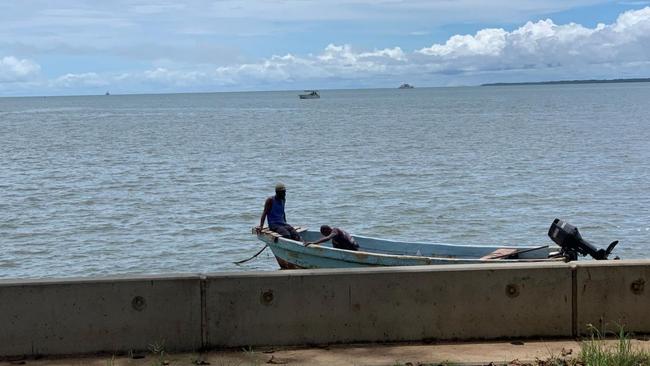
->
[1,0,650,96]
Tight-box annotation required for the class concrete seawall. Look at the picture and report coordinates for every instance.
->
[1,260,649,357]
[0,274,202,356]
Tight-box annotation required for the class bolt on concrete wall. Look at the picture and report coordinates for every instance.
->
[576,260,650,335]
[0,275,203,356]
[205,263,573,347]
[2,261,650,358]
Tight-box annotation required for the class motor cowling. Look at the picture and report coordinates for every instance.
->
[548,218,619,261]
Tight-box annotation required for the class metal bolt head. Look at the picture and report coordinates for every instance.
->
[506,284,520,298]
[261,290,274,305]
[631,279,645,295]
[132,296,147,311]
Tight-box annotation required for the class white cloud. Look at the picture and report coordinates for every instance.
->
[0,0,610,55]
[203,0,609,23]
[415,7,650,73]
[210,44,408,86]
[53,72,108,87]
[419,29,508,57]
[200,7,650,87]
[619,1,650,5]
[4,6,650,95]
[613,5,650,33]
[143,67,208,86]
[0,56,40,82]
[318,44,406,63]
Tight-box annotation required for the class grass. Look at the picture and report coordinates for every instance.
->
[393,326,650,366]
[241,346,263,366]
[577,325,650,366]
[91,326,649,366]
[148,340,167,366]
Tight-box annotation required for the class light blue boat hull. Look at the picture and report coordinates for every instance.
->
[255,229,562,269]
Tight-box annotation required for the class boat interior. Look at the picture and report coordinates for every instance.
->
[277,229,552,259]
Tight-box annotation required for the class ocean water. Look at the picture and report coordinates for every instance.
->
[1,84,649,279]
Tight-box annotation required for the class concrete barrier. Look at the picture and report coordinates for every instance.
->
[0,274,202,356]
[575,260,650,335]
[3,260,650,357]
[205,263,573,347]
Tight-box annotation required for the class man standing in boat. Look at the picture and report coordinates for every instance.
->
[256,183,302,241]
[305,225,359,251]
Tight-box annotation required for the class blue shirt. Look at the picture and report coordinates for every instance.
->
[267,196,286,226]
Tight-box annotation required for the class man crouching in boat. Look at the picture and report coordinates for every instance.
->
[256,183,302,241]
[306,225,359,251]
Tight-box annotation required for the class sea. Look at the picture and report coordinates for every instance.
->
[1,84,649,279]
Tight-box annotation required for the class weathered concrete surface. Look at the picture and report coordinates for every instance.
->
[4,339,650,366]
[0,274,202,356]
[6,260,650,358]
[576,260,650,335]
[206,263,573,347]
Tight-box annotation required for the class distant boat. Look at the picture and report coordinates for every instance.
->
[398,83,414,89]
[299,90,320,99]
[105,91,110,96]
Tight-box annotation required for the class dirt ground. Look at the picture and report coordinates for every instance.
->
[2,339,650,366]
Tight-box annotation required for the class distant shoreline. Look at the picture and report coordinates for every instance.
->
[482,78,650,86]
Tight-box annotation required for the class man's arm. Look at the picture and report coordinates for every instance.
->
[257,198,273,233]
[305,233,336,246]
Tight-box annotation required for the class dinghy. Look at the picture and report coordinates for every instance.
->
[251,219,619,269]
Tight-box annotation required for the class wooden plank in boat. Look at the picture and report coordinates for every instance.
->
[481,248,519,260]
[251,226,307,236]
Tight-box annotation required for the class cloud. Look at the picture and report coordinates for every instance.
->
[143,67,208,86]
[318,44,406,63]
[618,1,650,5]
[412,7,650,75]
[188,7,650,87]
[209,44,409,86]
[203,0,610,23]
[4,6,650,95]
[0,56,40,82]
[1,1,610,54]
[419,29,509,57]
[52,72,108,87]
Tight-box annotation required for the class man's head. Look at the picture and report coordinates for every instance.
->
[320,225,332,236]
[275,182,286,199]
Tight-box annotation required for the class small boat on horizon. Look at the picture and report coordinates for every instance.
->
[299,90,320,99]
[398,83,414,89]
[105,91,110,96]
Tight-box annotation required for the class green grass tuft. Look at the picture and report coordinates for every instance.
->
[578,324,650,366]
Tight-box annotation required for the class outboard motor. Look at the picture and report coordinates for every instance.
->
[548,218,619,261]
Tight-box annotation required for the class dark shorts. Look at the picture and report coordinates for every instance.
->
[270,224,302,241]
[333,239,359,251]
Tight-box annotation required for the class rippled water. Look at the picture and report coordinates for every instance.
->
[1,84,650,279]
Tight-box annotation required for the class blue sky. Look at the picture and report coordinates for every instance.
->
[1,1,650,96]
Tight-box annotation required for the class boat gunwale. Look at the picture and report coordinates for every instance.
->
[258,232,562,264]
